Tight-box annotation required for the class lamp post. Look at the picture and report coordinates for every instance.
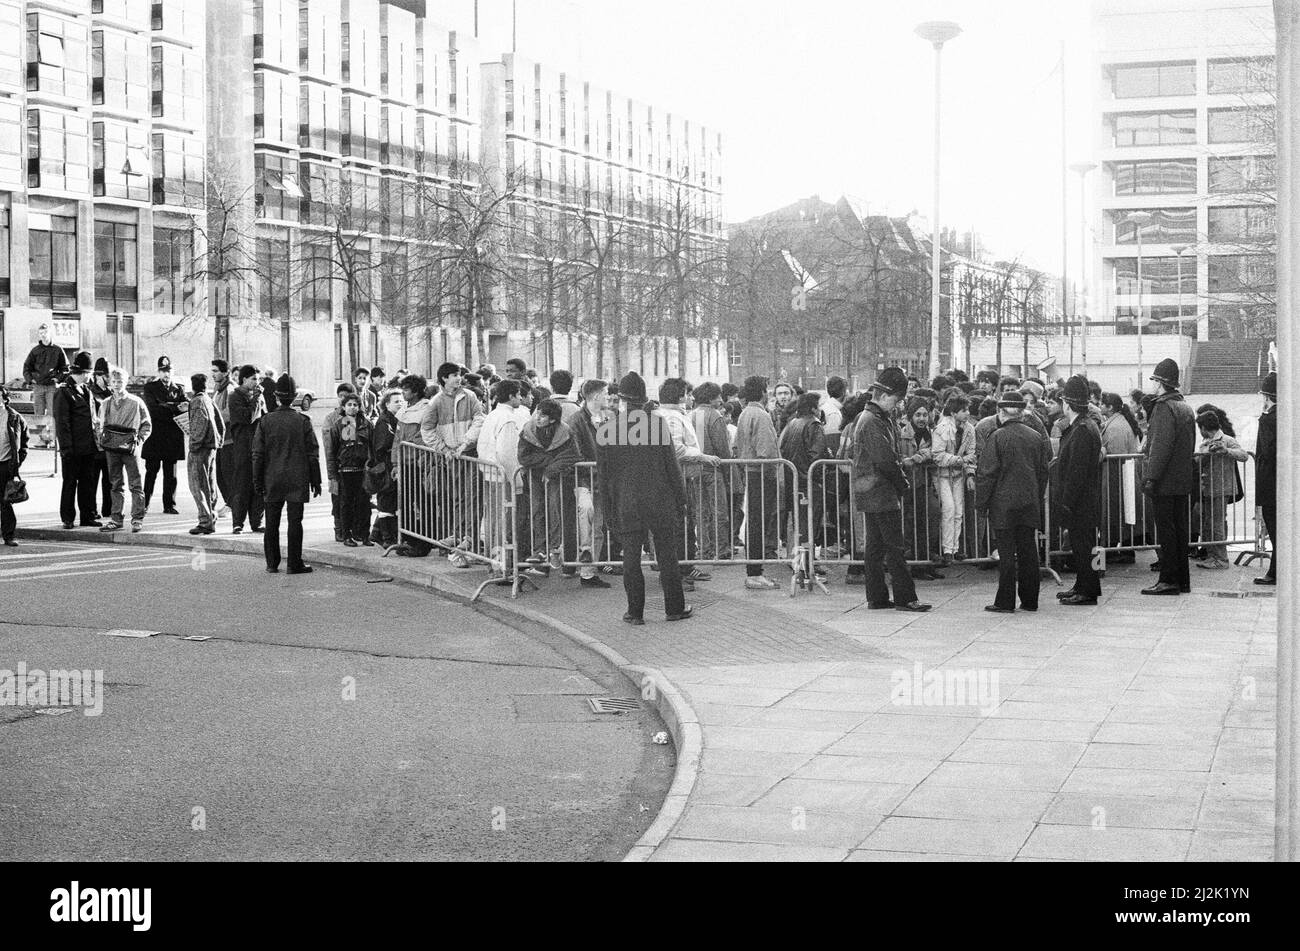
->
[1171,243,1191,339]
[916,19,962,380]
[1124,210,1153,385]
[1069,162,1097,374]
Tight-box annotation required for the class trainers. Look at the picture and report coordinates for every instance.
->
[599,565,623,576]
[745,576,778,590]
[548,549,564,569]
[687,566,712,582]
[580,576,611,589]
[130,521,143,533]
[1196,558,1229,570]
[100,522,123,533]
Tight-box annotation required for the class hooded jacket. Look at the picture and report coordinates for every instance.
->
[517,415,581,481]
[390,398,429,470]
[1144,390,1197,496]
[420,387,485,455]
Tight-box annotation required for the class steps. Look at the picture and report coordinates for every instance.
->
[1190,340,1267,394]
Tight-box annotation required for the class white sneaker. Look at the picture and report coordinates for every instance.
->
[745,576,779,590]
[217,505,231,518]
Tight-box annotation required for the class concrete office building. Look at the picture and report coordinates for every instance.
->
[2,0,726,396]
[1088,0,1276,392]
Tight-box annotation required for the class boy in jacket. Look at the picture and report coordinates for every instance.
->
[326,392,374,547]
[391,375,434,558]
[186,372,225,535]
[517,400,581,572]
[0,385,30,546]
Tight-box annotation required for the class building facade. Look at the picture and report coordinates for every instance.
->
[2,0,726,396]
[1091,0,1276,345]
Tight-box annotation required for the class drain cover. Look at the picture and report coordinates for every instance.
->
[1206,591,1276,599]
[588,697,641,714]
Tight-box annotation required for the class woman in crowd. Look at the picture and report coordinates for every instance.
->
[900,397,943,579]
[931,395,976,567]
[1099,392,1144,562]
[369,389,404,549]
[777,392,829,556]
[326,392,374,547]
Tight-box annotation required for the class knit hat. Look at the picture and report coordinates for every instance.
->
[1261,371,1277,399]
[1020,379,1045,401]
[157,355,172,371]
[70,351,93,374]
[94,357,110,374]
[868,367,909,398]
[997,390,1027,409]
[1062,375,1090,409]
[275,373,297,399]
[618,371,647,404]
[1151,358,1180,388]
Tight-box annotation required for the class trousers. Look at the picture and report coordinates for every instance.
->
[106,450,145,524]
[861,509,918,607]
[994,524,1040,610]
[1154,494,1191,591]
[144,458,177,510]
[620,510,686,619]
[1066,515,1101,599]
[264,496,305,570]
[60,452,100,525]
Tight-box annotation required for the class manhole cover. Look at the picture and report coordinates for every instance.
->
[1205,591,1275,599]
[588,697,642,714]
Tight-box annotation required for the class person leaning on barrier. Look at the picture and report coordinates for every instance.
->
[1141,358,1197,596]
[1054,376,1103,606]
[689,382,735,562]
[1255,372,1277,586]
[0,384,30,546]
[733,375,782,590]
[422,363,485,551]
[570,379,612,588]
[390,374,434,559]
[369,388,404,550]
[851,367,932,613]
[975,389,1051,614]
[517,399,581,573]
[478,379,531,574]
[253,374,321,576]
[1194,409,1247,572]
[596,371,692,625]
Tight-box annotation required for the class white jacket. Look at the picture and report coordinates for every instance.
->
[477,404,531,484]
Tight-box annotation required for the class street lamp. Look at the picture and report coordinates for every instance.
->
[916,19,962,380]
[1069,162,1097,374]
[1124,210,1153,385]
[1171,243,1192,340]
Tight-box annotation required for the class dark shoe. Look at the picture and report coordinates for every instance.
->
[580,576,611,589]
[343,538,359,547]
[1180,585,1191,594]
[985,605,1016,614]
[251,526,265,534]
[1060,594,1099,606]
[81,520,104,528]
[266,566,280,574]
[335,529,344,542]
[1255,576,1277,586]
[1141,583,1180,596]
[360,538,375,547]
[189,525,205,535]
[561,567,577,578]
[867,601,895,610]
[232,526,243,535]
[62,522,75,530]
[3,539,17,547]
[393,546,429,558]
[1020,605,1038,612]
[896,601,932,613]
[163,507,180,515]
[287,564,313,575]
[622,613,645,626]
[1149,562,1162,572]
[666,606,694,622]
[1056,589,1078,601]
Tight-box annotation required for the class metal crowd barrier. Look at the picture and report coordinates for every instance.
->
[511,457,804,595]
[396,441,519,601]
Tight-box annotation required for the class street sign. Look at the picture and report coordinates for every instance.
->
[49,317,81,350]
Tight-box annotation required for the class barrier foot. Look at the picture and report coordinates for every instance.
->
[510,573,539,600]
[1235,551,1269,567]
[1040,566,1064,586]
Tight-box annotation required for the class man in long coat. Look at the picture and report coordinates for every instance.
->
[1256,371,1277,586]
[976,390,1052,613]
[52,351,101,528]
[253,374,321,575]
[596,371,691,625]
[1142,358,1197,596]
[1054,375,1103,606]
[141,355,188,514]
[228,365,266,534]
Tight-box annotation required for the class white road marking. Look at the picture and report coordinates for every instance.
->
[5,562,222,583]
[0,553,189,579]
[0,547,107,562]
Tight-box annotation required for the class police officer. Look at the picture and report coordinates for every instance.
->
[253,374,321,575]
[1255,371,1277,586]
[1142,358,1197,596]
[1054,375,1103,606]
[141,355,188,514]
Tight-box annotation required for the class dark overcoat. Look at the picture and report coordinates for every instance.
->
[975,417,1051,530]
[1256,406,1276,509]
[142,379,187,462]
[596,408,686,534]
[252,406,321,503]
[1054,413,1102,526]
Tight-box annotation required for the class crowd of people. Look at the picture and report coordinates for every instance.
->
[0,327,1279,622]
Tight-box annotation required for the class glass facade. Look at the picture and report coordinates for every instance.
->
[1109,111,1196,147]
[301,241,333,320]
[1113,257,1196,295]
[151,131,203,207]
[1110,62,1196,98]
[1208,254,1275,294]
[150,44,201,121]
[92,28,149,114]
[94,119,150,200]
[28,108,91,193]
[0,204,9,306]
[1208,108,1273,145]
[256,152,301,222]
[26,12,89,99]
[1208,56,1275,95]
[1113,208,1196,244]
[1208,204,1276,242]
[28,214,78,310]
[94,220,139,311]
[257,233,292,320]
[1111,158,1196,195]
[0,98,21,190]
[152,225,194,315]
[1209,155,1276,195]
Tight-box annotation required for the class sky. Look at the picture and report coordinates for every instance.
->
[487,0,1097,277]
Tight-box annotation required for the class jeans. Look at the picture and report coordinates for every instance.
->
[339,470,371,541]
[744,468,779,577]
[620,511,686,619]
[144,458,178,510]
[994,523,1040,610]
[1154,494,1191,591]
[230,444,264,531]
[106,450,145,524]
[576,486,606,579]
[696,470,726,560]
[60,452,100,525]
[1198,493,1229,562]
[937,473,966,556]
[861,509,918,606]
[264,496,305,570]
[524,470,576,563]
[187,450,218,528]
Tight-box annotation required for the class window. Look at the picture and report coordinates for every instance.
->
[1208,57,1275,95]
[151,45,202,121]
[1113,208,1197,244]
[299,81,341,153]
[151,132,204,207]
[1109,61,1195,98]
[1113,257,1196,296]
[27,109,91,193]
[153,226,194,315]
[1208,108,1272,145]
[334,324,344,380]
[255,152,301,222]
[280,321,291,376]
[28,214,78,310]
[379,248,407,324]
[301,242,333,321]
[253,68,295,144]
[300,160,339,226]
[1208,205,1276,242]
[0,1,20,91]
[341,93,381,161]
[1208,254,1275,294]
[95,221,139,311]
[105,315,136,373]
[1111,159,1196,195]
[257,234,291,320]
[93,121,150,201]
[0,205,10,306]
[26,13,88,99]
[92,30,149,114]
[0,98,17,191]
[1109,111,1196,147]
[1209,155,1276,195]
